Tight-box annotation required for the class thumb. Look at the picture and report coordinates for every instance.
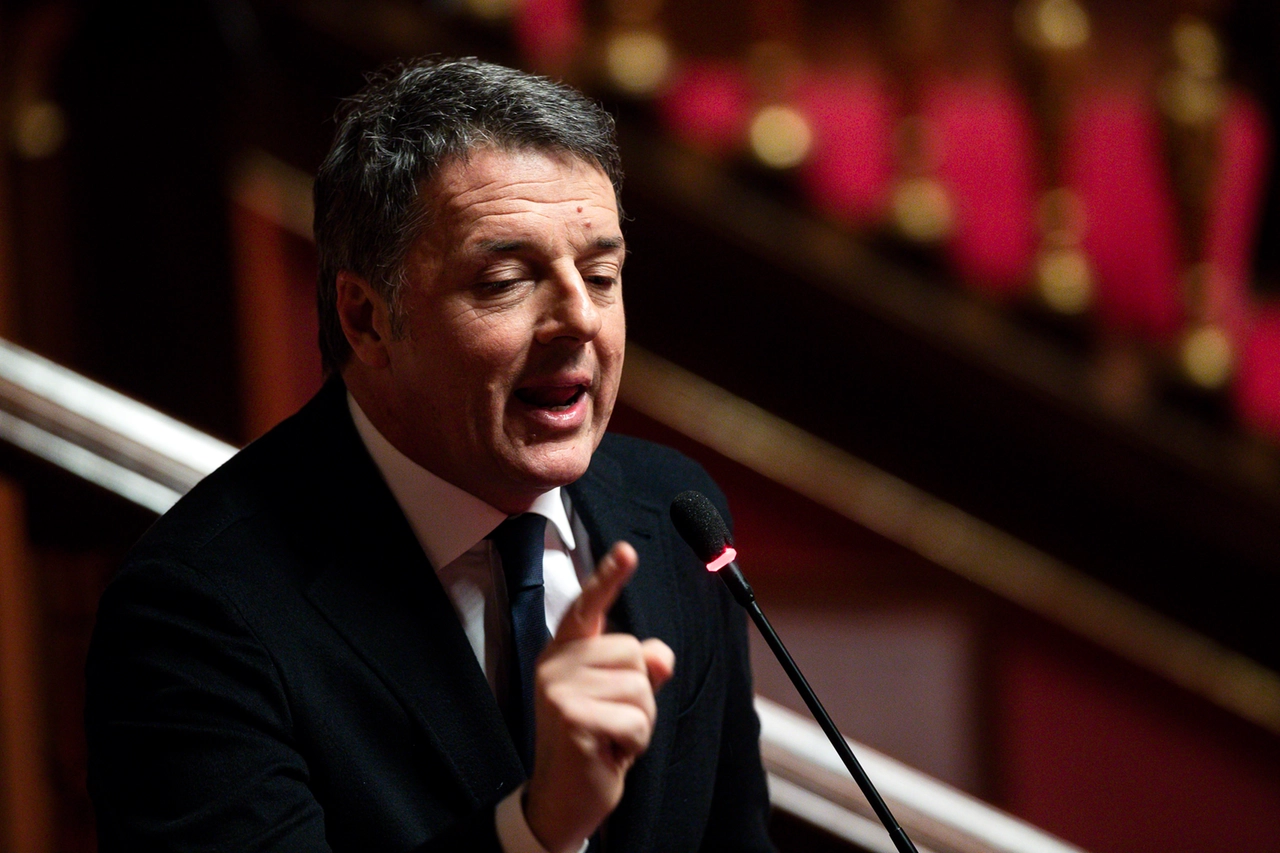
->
[554,541,637,643]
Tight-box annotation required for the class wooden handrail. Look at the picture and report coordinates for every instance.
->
[0,339,235,512]
[757,697,1085,853]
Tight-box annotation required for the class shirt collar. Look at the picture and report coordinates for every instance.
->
[347,393,576,568]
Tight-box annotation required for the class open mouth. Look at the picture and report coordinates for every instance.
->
[514,384,587,411]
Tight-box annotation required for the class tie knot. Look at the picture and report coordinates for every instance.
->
[488,513,547,591]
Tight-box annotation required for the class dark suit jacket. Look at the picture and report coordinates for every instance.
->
[86,379,774,852]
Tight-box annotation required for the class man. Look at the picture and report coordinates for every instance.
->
[86,57,774,852]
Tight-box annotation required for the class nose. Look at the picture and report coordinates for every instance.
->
[536,264,602,344]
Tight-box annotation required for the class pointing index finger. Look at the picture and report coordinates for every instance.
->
[554,541,637,643]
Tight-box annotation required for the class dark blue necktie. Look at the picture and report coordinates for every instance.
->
[488,513,549,774]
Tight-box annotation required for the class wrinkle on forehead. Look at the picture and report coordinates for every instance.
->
[431,149,616,219]
[419,150,621,259]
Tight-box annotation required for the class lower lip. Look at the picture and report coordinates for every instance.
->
[513,390,590,430]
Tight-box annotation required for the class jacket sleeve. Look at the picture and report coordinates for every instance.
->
[87,558,333,852]
[86,558,504,853]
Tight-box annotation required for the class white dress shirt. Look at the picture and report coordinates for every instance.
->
[348,395,592,853]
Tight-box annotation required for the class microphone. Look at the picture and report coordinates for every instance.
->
[670,490,919,853]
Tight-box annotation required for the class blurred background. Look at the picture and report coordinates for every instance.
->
[1,0,1279,851]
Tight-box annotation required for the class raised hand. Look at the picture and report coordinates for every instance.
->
[522,541,676,853]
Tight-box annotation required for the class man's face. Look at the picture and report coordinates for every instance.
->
[374,147,626,513]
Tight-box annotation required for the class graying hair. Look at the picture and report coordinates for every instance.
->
[312,56,623,373]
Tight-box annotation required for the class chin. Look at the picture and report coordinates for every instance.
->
[525,458,592,490]
[511,441,596,491]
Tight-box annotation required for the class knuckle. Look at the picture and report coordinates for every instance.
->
[619,708,652,751]
[542,681,576,715]
[624,669,654,701]
[607,634,644,666]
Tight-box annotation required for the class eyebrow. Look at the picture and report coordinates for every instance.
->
[475,236,626,254]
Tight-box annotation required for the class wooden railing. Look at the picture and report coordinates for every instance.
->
[0,337,1089,853]
[757,697,1084,853]
[0,339,235,513]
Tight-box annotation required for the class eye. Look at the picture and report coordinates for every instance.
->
[473,265,535,298]
[477,277,526,293]
[580,260,622,290]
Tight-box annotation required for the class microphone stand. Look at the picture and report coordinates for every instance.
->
[718,563,919,853]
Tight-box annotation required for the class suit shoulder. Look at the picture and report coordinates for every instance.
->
[122,386,338,574]
[125,429,280,565]
[596,432,709,482]
[595,432,729,517]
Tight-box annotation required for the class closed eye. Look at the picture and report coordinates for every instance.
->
[479,278,526,291]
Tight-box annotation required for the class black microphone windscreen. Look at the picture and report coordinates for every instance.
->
[670,490,733,562]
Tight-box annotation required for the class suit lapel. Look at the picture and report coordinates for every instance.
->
[288,382,525,809]
[277,388,684,843]
[567,447,666,639]
[568,440,680,853]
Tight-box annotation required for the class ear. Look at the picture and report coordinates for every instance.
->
[336,271,393,368]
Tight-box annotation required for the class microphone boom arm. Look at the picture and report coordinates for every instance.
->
[727,567,919,853]
[669,488,918,853]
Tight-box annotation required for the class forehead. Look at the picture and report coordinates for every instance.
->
[420,147,620,240]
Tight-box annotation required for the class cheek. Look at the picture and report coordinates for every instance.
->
[451,328,533,418]
[433,311,526,371]
[593,316,627,421]
[599,311,627,369]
